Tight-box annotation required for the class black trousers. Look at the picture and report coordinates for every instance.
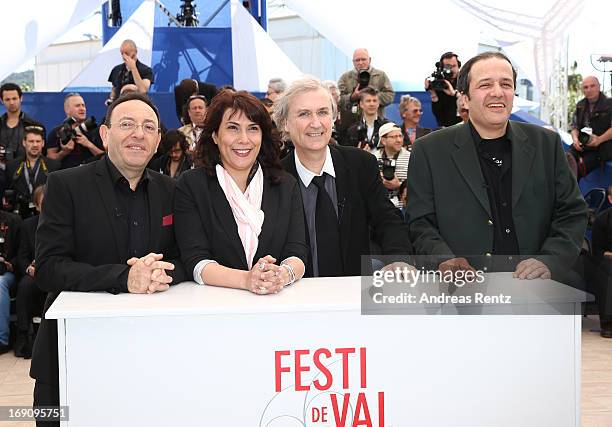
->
[16,275,43,333]
[596,259,612,324]
[33,381,59,427]
[570,140,612,178]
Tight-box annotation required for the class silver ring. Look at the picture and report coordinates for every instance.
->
[258,262,266,271]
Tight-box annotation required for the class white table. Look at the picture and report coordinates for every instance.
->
[46,274,587,426]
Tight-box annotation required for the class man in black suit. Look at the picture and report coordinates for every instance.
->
[31,92,186,426]
[274,77,411,277]
[5,126,59,218]
[592,185,612,338]
[406,51,587,279]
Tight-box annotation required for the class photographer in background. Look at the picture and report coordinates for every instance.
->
[338,48,394,129]
[0,83,44,163]
[344,86,389,150]
[4,127,59,219]
[0,205,21,355]
[47,93,104,169]
[14,185,46,358]
[569,76,612,178]
[425,52,462,127]
[373,123,410,207]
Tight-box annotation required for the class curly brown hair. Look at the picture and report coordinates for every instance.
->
[195,89,283,185]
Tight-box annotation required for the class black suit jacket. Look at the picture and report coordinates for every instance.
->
[30,159,186,385]
[282,145,412,276]
[5,156,60,200]
[175,167,308,277]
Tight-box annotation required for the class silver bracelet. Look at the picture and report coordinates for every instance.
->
[280,263,296,286]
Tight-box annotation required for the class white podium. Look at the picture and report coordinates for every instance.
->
[46,274,586,427]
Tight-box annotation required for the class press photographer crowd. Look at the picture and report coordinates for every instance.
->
[0,41,611,426]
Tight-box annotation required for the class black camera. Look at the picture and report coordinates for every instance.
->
[428,62,453,91]
[353,122,376,150]
[378,158,397,181]
[3,189,37,219]
[578,127,593,147]
[357,70,371,90]
[58,116,98,146]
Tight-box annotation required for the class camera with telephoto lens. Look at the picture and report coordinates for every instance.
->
[357,70,371,90]
[427,62,454,91]
[578,126,593,147]
[58,116,98,146]
[378,158,397,181]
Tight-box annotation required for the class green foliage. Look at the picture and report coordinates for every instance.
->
[567,61,582,129]
[0,70,34,92]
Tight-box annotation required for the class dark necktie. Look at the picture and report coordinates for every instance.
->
[312,174,343,276]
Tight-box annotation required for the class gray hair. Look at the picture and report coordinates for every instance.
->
[399,94,421,113]
[272,76,337,140]
[268,77,287,94]
[322,80,338,91]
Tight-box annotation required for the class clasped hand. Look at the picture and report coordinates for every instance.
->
[245,255,289,295]
[127,253,174,294]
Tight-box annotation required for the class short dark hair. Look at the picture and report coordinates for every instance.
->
[23,125,45,141]
[161,129,188,154]
[195,89,283,185]
[0,83,22,99]
[440,51,461,67]
[182,95,208,124]
[105,92,160,127]
[456,51,517,96]
[359,86,379,101]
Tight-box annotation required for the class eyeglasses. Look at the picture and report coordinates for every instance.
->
[382,134,403,140]
[110,120,159,135]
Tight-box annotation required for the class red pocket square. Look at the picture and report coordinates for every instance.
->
[162,214,173,226]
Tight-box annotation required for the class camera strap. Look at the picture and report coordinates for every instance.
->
[23,158,43,195]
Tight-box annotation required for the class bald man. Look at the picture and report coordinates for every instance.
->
[338,48,394,119]
[107,39,155,103]
[570,76,612,177]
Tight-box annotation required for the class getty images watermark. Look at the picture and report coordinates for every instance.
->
[360,256,591,315]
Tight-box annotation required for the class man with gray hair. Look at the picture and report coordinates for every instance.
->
[337,48,394,119]
[274,77,411,277]
[107,39,154,104]
[569,75,612,178]
[266,78,287,102]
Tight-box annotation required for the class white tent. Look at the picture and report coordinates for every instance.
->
[230,0,303,91]
[0,0,105,82]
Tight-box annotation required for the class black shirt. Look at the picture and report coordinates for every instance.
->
[469,121,519,258]
[105,156,151,260]
[108,60,154,95]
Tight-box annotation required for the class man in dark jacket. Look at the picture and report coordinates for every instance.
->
[0,83,44,162]
[5,127,60,218]
[569,76,612,178]
[31,93,186,426]
[407,52,587,279]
